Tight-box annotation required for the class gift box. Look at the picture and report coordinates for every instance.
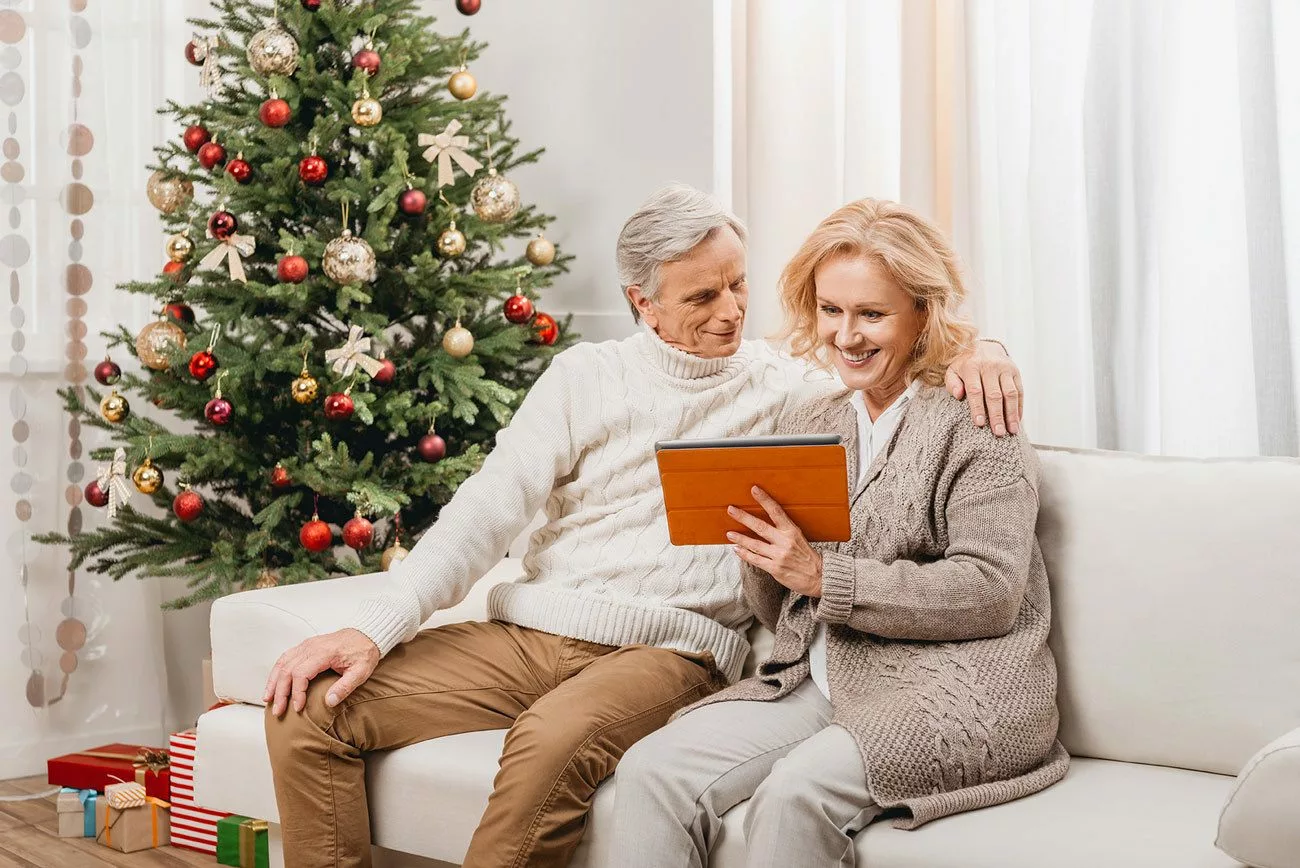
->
[168,728,230,854]
[94,782,171,853]
[47,742,171,800]
[56,787,97,838]
[217,815,270,868]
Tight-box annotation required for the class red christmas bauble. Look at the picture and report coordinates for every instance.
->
[457,0,481,14]
[533,312,560,345]
[300,518,333,552]
[197,141,227,170]
[163,261,186,281]
[301,0,322,9]
[323,391,354,420]
[372,358,396,385]
[84,480,109,508]
[208,210,238,240]
[270,464,293,489]
[343,514,374,550]
[164,301,195,324]
[418,433,447,463]
[352,48,381,76]
[185,40,205,66]
[226,157,253,184]
[504,294,535,324]
[173,489,204,522]
[189,349,219,381]
[278,255,309,283]
[299,154,328,185]
[259,97,292,128]
[183,124,211,153]
[94,359,121,386]
[398,188,427,215]
[204,396,233,426]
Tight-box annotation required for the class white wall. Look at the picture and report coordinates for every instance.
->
[443,0,718,343]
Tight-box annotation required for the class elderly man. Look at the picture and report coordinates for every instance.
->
[263,184,1022,868]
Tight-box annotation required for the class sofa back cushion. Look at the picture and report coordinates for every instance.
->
[1034,446,1300,775]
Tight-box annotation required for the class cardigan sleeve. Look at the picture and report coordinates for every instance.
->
[349,350,582,655]
[741,561,789,633]
[814,475,1038,641]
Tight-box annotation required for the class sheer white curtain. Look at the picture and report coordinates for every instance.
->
[724,0,1300,457]
[0,0,208,781]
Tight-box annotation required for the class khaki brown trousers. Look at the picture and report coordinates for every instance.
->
[265,619,724,868]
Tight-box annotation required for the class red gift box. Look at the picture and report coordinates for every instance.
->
[47,743,171,801]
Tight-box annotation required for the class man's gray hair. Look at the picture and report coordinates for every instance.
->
[616,183,748,322]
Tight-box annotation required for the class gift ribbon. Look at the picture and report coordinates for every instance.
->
[200,233,255,283]
[418,119,482,188]
[96,448,132,519]
[324,324,384,378]
[241,818,269,867]
[78,789,97,837]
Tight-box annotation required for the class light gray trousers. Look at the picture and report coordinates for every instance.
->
[609,679,879,868]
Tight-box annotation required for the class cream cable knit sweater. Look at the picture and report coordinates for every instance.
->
[351,329,823,682]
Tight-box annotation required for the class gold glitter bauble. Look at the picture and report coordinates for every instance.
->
[448,68,477,101]
[135,319,187,370]
[291,370,319,404]
[247,24,300,77]
[166,232,194,263]
[470,168,520,223]
[255,569,280,589]
[381,544,409,571]
[132,458,163,495]
[442,322,474,358]
[322,230,378,284]
[526,235,556,266]
[436,224,467,258]
[146,171,193,214]
[351,96,383,127]
[99,391,129,424]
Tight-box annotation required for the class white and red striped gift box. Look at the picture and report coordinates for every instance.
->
[168,729,230,854]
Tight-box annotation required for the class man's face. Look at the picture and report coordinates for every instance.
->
[627,227,748,359]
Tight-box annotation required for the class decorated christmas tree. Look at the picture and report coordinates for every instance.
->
[38,0,572,606]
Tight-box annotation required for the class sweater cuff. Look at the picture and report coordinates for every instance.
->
[816,552,856,624]
[350,598,413,656]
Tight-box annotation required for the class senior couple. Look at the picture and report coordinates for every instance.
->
[264,185,1068,868]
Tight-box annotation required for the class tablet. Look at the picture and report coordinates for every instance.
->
[655,434,851,546]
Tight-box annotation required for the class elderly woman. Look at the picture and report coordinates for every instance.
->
[610,198,1069,867]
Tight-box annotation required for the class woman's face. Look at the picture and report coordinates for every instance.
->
[814,255,924,404]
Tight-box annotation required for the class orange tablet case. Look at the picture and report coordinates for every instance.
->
[656,439,851,546]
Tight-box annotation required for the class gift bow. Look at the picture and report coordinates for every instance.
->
[96,448,132,519]
[324,324,385,378]
[200,233,255,284]
[192,34,221,93]
[418,120,482,188]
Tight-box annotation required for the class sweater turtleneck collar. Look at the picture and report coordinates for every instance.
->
[638,324,748,382]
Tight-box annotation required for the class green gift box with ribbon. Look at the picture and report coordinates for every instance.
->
[216,815,269,868]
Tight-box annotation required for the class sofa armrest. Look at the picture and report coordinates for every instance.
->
[1217,725,1300,868]
[210,558,525,706]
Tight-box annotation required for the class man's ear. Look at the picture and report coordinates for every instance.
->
[626,286,658,328]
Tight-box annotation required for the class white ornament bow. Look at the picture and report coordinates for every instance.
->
[325,324,385,378]
[200,233,256,283]
[97,448,132,519]
[192,34,222,95]
[418,120,483,188]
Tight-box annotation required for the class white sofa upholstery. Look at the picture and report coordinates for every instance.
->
[196,446,1300,867]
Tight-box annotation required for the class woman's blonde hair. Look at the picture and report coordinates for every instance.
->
[777,198,977,386]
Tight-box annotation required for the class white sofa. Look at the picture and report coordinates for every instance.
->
[195,446,1300,867]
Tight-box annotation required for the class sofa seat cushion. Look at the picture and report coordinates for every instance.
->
[197,704,1245,868]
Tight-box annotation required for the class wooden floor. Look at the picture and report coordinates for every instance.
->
[0,776,214,867]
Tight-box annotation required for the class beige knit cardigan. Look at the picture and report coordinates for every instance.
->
[678,385,1070,829]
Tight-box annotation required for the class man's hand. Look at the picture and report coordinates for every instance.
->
[726,487,823,598]
[263,628,381,718]
[945,339,1024,436]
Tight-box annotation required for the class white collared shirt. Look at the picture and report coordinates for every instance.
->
[809,380,921,700]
